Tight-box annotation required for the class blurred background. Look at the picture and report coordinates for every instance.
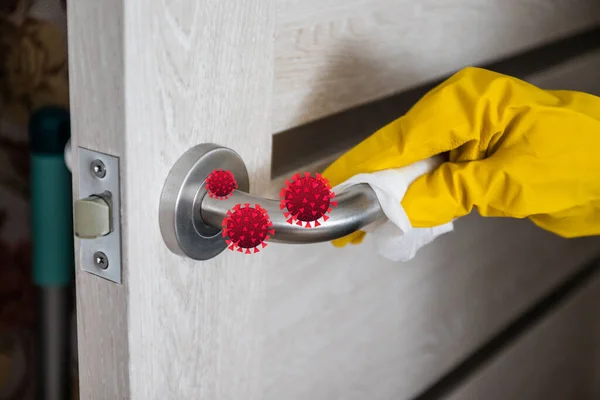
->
[0,0,76,399]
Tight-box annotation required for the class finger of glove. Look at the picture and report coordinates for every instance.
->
[331,160,492,246]
[332,159,492,246]
[331,231,366,247]
[401,159,498,227]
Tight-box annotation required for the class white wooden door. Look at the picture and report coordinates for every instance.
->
[67,0,600,399]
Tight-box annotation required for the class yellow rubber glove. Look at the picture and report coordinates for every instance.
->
[323,67,600,247]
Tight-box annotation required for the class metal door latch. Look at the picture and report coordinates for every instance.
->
[75,148,122,283]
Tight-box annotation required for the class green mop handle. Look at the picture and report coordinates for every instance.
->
[30,106,74,286]
[29,106,74,400]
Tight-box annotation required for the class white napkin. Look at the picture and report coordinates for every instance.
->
[332,156,454,262]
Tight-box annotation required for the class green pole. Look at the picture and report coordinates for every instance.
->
[29,106,73,400]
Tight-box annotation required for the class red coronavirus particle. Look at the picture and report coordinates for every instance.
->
[222,203,274,254]
[280,172,337,228]
[206,169,238,200]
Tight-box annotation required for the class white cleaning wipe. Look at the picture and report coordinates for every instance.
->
[332,156,453,262]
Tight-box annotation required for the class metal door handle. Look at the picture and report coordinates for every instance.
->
[159,144,385,260]
[201,183,383,244]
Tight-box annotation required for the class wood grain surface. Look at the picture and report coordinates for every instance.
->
[445,267,600,400]
[67,0,129,398]
[273,0,600,132]
[123,1,274,399]
[68,0,275,399]
[260,214,600,400]
[67,0,600,398]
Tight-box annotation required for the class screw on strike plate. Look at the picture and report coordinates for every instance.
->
[93,251,109,269]
[91,159,106,178]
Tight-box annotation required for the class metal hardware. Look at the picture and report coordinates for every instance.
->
[201,183,383,244]
[64,138,72,172]
[93,251,109,269]
[159,144,250,260]
[90,159,106,178]
[160,143,385,261]
[74,193,112,238]
[77,147,122,283]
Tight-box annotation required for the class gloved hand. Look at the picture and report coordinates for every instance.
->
[323,67,600,247]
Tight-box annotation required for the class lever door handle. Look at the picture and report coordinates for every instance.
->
[201,184,383,244]
[159,144,385,260]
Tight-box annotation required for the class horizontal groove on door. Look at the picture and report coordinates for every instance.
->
[271,25,600,179]
[411,258,600,400]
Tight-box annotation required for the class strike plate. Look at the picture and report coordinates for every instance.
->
[77,147,122,284]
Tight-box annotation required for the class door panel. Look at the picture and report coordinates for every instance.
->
[68,1,600,399]
[123,0,275,397]
[262,214,600,400]
[274,0,600,132]
[68,0,275,399]
[444,266,600,400]
[261,50,600,400]
[67,0,128,398]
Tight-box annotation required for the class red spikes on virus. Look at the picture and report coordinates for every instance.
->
[206,169,238,200]
[222,203,274,254]
[279,172,337,228]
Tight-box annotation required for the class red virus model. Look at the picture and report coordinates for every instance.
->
[222,203,274,254]
[206,169,238,200]
[280,172,337,228]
